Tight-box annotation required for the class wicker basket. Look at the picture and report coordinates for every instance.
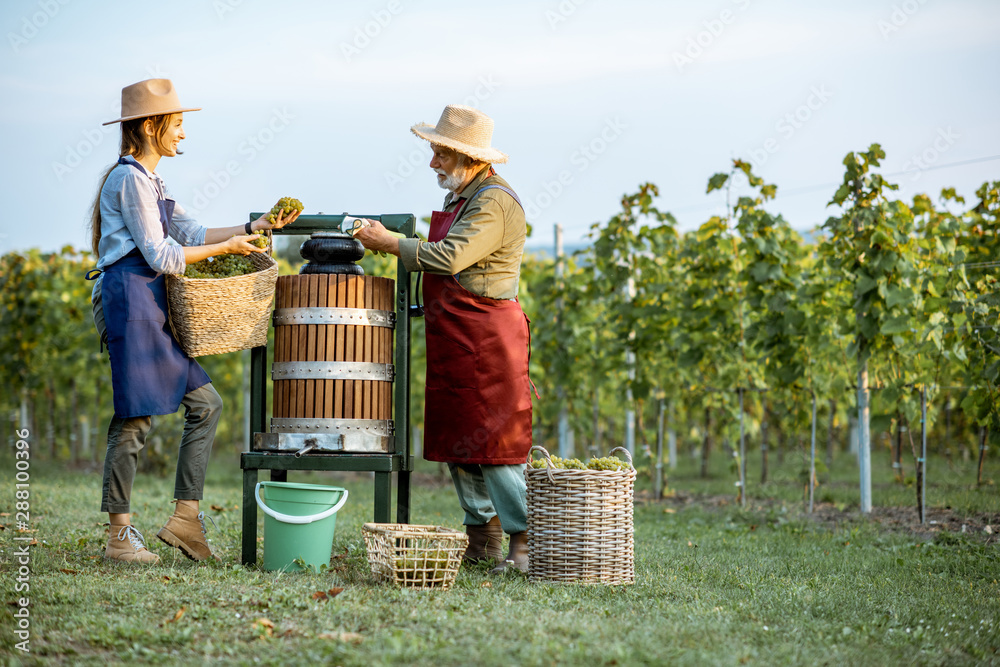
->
[362,523,468,589]
[165,251,278,357]
[526,445,636,585]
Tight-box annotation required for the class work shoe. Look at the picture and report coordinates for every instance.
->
[104,524,161,564]
[490,531,529,574]
[464,516,503,564]
[157,502,215,561]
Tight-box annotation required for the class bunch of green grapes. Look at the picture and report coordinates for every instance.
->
[529,455,629,471]
[529,455,586,469]
[396,556,417,579]
[184,254,256,279]
[248,234,268,249]
[586,456,630,471]
[395,549,449,584]
[265,196,304,224]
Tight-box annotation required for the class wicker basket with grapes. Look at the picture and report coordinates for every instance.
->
[525,445,636,585]
[362,524,467,589]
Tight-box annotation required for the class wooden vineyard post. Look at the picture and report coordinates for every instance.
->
[760,396,769,484]
[655,395,665,498]
[555,223,571,459]
[825,397,836,471]
[809,392,817,514]
[738,388,746,508]
[667,400,677,472]
[978,427,988,487]
[701,406,712,478]
[858,355,872,513]
[920,386,927,524]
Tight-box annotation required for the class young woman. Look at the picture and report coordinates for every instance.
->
[88,79,299,564]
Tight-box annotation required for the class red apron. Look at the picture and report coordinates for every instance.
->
[422,202,533,465]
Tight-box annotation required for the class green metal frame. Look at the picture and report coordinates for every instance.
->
[241,213,416,567]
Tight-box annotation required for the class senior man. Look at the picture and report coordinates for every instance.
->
[355,104,532,573]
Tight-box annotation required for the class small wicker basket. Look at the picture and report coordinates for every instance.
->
[362,523,468,589]
[165,251,278,357]
[526,445,636,585]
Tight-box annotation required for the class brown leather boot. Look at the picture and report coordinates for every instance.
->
[157,502,215,561]
[490,531,529,574]
[104,523,160,564]
[464,516,503,564]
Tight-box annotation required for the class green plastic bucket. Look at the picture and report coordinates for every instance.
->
[255,481,349,572]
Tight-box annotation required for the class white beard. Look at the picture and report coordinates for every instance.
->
[435,167,466,192]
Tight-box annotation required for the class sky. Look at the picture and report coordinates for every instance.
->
[1,0,998,256]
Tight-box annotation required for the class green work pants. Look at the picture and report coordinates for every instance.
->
[448,462,527,534]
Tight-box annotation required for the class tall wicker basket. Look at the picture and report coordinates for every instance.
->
[165,251,278,357]
[526,445,636,585]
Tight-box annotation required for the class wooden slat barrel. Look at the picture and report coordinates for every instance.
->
[271,274,395,438]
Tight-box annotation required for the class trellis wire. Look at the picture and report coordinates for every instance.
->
[654,382,987,515]
[959,260,1000,270]
[613,380,989,518]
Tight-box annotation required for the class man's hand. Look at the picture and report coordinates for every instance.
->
[354,218,402,257]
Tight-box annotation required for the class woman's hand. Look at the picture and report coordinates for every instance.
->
[183,233,266,265]
[224,234,268,256]
[252,208,301,231]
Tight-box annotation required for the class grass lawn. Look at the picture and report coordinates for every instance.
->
[1,444,997,666]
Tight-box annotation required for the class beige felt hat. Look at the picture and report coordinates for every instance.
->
[103,79,201,126]
[411,104,508,164]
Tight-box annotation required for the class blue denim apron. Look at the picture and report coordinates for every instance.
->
[96,158,211,418]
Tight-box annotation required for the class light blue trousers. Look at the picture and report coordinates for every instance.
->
[448,463,527,534]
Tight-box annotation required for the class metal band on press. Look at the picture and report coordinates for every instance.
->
[270,418,394,436]
[271,361,395,382]
[272,307,396,329]
[257,419,395,453]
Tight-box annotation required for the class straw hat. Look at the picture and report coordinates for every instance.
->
[411,105,508,164]
[103,79,201,126]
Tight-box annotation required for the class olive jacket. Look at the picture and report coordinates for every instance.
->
[398,166,526,300]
